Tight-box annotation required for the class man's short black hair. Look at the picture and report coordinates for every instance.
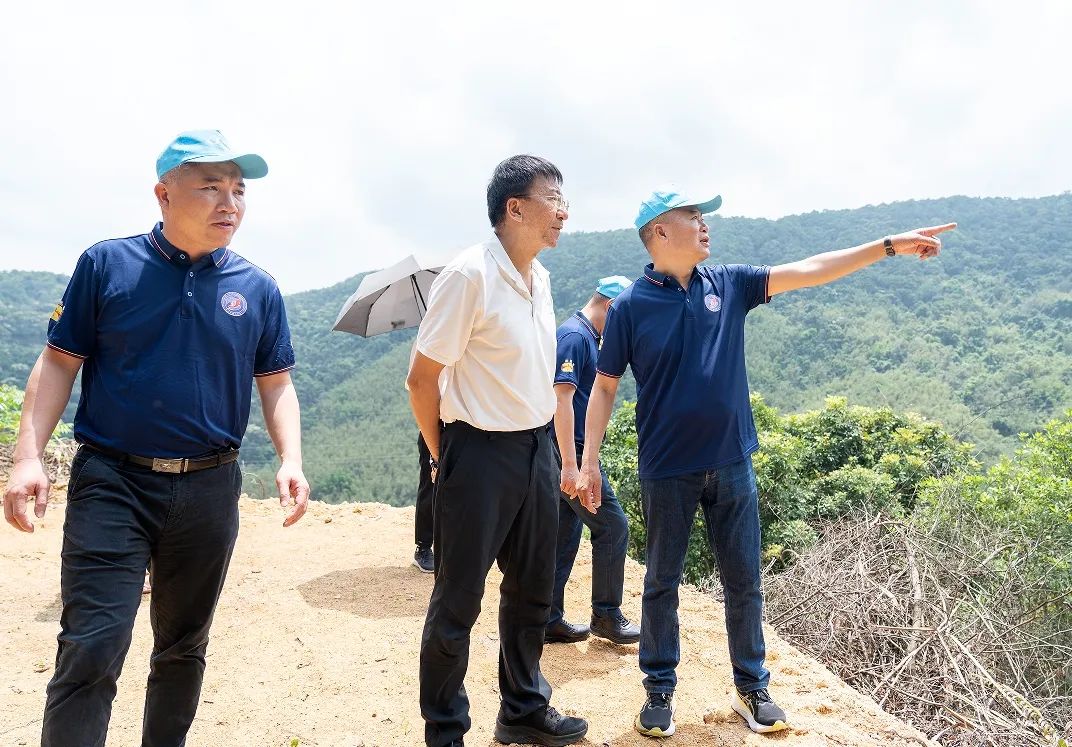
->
[487,155,563,227]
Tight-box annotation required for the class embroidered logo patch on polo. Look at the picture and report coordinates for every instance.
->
[560,359,575,373]
[50,303,64,322]
[221,291,248,317]
[704,294,721,312]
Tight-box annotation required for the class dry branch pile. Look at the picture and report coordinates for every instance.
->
[763,509,1072,747]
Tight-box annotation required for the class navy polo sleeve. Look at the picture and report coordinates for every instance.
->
[554,331,588,388]
[595,301,631,379]
[46,251,99,360]
[726,264,771,312]
[253,285,296,377]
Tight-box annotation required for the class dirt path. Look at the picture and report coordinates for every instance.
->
[0,494,936,746]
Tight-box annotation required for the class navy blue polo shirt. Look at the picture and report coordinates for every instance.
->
[46,223,295,458]
[553,311,601,446]
[596,263,770,480]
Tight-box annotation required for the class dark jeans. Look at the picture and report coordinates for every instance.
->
[416,431,434,548]
[42,446,242,747]
[639,456,769,694]
[420,421,558,747]
[550,441,628,626]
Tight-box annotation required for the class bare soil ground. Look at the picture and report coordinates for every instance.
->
[0,490,937,746]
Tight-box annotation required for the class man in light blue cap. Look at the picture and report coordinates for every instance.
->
[547,274,640,647]
[155,128,269,179]
[3,129,310,746]
[579,185,955,737]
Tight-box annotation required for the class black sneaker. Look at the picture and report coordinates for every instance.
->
[732,687,789,733]
[494,705,588,746]
[590,608,640,644]
[413,545,434,573]
[545,619,590,643]
[635,691,675,737]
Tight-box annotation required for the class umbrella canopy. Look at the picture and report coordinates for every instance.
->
[331,254,444,337]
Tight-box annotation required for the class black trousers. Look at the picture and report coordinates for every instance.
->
[419,420,559,747]
[416,431,434,548]
[42,447,241,747]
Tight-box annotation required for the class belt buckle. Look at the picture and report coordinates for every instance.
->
[152,458,186,474]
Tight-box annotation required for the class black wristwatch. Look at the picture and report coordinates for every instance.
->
[883,236,896,257]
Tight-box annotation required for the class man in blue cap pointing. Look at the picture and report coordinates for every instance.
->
[3,130,309,746]
[547,275,641,647]
[580,186,955,737]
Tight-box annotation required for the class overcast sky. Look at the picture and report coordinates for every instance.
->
[1,0,1069,293]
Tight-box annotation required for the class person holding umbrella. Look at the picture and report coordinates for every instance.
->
[407,155,588,747]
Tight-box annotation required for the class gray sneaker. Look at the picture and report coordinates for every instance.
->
[732,687,789,733]
[634,691,675,737]
[412,545,434,573]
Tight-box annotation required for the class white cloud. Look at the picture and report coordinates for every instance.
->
[1,0,1068,292]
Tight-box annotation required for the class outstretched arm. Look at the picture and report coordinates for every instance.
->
[767,223,956,297]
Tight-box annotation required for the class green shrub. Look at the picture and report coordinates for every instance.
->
[0,384,24,444]
[602,394,975,584]
[917,410,1072,675]
[0,384,72,445]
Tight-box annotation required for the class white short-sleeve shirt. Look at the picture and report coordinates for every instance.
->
[415,236,557,431]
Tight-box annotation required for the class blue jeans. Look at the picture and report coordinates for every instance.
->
[639,456,769,694]
[42,446,242,747]
[550,443,628,625]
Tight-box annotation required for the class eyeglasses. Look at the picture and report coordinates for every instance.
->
[523,192,570,213]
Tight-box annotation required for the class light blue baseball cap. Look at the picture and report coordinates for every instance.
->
[596,275,633,299]
[634,185,722,230]
[155,129,268,180]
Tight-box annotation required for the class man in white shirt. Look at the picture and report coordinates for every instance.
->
[407,155,588,747]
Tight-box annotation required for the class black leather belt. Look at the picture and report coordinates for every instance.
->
[444,420,552,439]
[80,441,240,474]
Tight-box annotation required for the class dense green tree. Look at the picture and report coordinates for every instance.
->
[602,395,976,583]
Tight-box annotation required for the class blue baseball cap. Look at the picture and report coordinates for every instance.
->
[155,129,268,180]
[596,275,633,299]
[634,185,722,230]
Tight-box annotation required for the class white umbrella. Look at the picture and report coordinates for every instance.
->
[331,254,445,337]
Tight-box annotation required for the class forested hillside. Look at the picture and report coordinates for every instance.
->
[0,271,69,387]
[2,193,1070,504]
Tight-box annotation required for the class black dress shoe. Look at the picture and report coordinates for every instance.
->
[494,705,588,746]
[544,619,590,643]
[590,608,641,644]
